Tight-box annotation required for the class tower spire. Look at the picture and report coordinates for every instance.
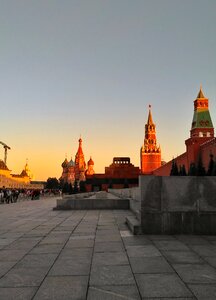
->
[197,85,205,99]
[147,104,153,125]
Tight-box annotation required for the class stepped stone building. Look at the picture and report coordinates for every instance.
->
[154,87,215,175]
[85,157,140,191]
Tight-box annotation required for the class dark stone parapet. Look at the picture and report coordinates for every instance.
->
[54,191,129,210]
[140,176,216,234]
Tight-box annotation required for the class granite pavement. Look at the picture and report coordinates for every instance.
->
[0,197,216,299]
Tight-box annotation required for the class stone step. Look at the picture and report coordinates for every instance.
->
[125,215,142,235]
[54,198,130,210]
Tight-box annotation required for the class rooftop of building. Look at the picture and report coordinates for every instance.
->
[0,160,9,171]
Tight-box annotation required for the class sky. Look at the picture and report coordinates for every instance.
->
[1,0,216,181]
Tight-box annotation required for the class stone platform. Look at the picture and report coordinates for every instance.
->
[54,191,130,210]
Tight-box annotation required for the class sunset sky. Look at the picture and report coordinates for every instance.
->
[1,0,216,181]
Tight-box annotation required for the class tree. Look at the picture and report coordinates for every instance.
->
[59,178,64,189]
[207,154,214,176]
[73,181,79,194]
[79,181,86,193]
[170,159,175,175]
[197,153,206,176]
[170,159,179,176]
[188,162,197,176]
[68,183,73,194]
[62,182,69,193]
[182,165,187,176]
[46,177,59,189]
[179,165,187,176]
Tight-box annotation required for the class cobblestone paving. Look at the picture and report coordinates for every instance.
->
[0,198,216,299]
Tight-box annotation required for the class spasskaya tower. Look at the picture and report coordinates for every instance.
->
[140,105,161,174]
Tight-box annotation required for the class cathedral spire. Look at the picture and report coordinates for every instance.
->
[75,137,86,180]
[77,136,84,155]
[147,105,154,125]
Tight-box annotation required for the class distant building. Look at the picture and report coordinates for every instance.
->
[105,157,139,178]
[60,137,93,186]
[154,87,215,175]
[85,157,139,192]
[60,140,139,191]
[140,106,161,174]
[0,160,40,189]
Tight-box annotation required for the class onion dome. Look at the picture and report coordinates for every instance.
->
[88,157,94,166]
[68,158,75,167]
[61,158,68,168]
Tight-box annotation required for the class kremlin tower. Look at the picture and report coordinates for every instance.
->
[153,86,215,176]
[185,86,214,164]
[140,105,161,174]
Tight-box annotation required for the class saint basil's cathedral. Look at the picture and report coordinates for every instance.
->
[60,137,95,186]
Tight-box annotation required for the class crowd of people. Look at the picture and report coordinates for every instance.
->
[0,187,61,204]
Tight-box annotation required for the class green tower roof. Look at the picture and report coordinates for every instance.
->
[192,110,213,129]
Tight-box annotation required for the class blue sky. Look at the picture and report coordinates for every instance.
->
[1,0,216,180]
